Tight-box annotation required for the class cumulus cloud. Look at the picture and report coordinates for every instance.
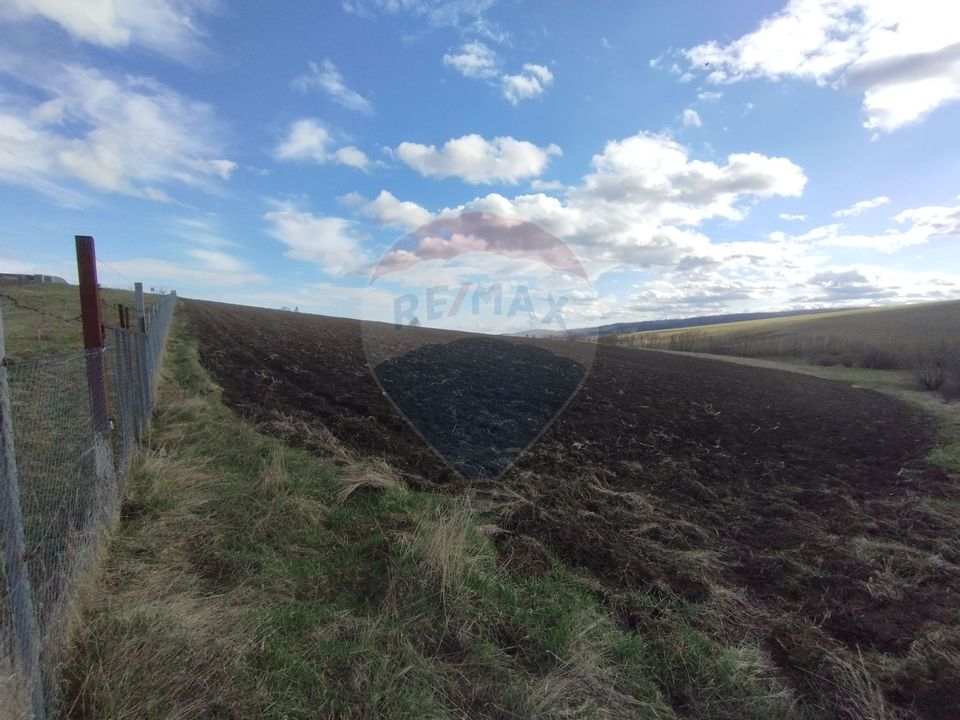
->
[502,63,553,104]
[263,203,371,275]
[443,42,554,104]
[443,41,498,78]
[571,132,806,225]
[396,134,561,184]
[275,119,370,170]
[833,195,890,217]
[355,190,433,229]
[780,213,806,220]
[0,63,234,204]
[426,132,808,278]
[676,0,960,133]
[0,0,213,59]
[292,59,373,114]
[682,108,702,127]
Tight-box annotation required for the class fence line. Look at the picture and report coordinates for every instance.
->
[0,290,176,719]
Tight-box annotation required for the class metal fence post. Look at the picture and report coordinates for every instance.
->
[75,236,110,436]
[134,283,152,421]
[0,307,46,719]
[75,235,116,537]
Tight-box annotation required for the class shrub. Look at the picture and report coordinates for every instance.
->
[859,347,899,370]
[941,378,960,403]
[914,362,946,391]
[812,354,838,367]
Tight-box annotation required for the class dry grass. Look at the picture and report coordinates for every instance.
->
[523,618,650,720]
[261,412,354,466]
[333,458,405,505]
[63,446,253,719]
[258,446,287,494]
[825,649,898,720]
[0,659,31,720]
[409,501,479,596]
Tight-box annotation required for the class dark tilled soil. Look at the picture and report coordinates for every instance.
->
[374,337,585,479]
[185,299,960,719]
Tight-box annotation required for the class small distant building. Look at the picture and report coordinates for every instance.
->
[0,273,69,286]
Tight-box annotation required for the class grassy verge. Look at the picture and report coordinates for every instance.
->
[652,350,960,472]
[62,312,802,718]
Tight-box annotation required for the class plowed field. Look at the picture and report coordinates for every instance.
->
[185,299,960,719]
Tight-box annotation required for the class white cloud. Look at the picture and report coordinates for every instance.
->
[779,213,806,221]
[0,256,46,274]
[105,252,268,289]
[0,0,212,59]
[530,179,564,191]
[275,119,370,170]
[276,119,332,163]
[342,0,496,29]
[263,203,371,275]
[443,43,554,104]
[501,63,554,104]
[396,134,561,184]
[333,146,370,170]
[431,132,808,276]
[0,63,234,204]
[186,248,251,274]
[572,132,806,226]
[833,195,890,217]
[292,59,373,114]
[356,190,432,229]
[682,108,702,127]
[697,90,723,101]
[779,198,960,252]
[678,0,960,133]
[443,41,498,78]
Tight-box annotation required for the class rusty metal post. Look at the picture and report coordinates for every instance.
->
[76,235,110,435]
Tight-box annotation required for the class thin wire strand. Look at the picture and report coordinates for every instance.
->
[0,292,81,324]
[95,258,135,287]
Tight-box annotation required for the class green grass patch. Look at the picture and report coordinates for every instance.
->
[1,283,159,359]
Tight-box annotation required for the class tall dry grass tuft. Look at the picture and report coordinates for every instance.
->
[333,458,405,505]
[410,501,479,599]
[524,618,648,720]
[827,648,898,720]
[262,412,354,466]
[258,446,287,494]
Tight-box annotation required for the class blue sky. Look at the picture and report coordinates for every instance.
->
[1,0,959,328]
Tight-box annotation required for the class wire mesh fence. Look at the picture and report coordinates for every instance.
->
[0,291,176,719]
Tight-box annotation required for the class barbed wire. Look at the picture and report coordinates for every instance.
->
[0,292,81,324]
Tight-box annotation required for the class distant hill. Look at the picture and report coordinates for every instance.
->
[599,299,960,368]
[509,307,859,339]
